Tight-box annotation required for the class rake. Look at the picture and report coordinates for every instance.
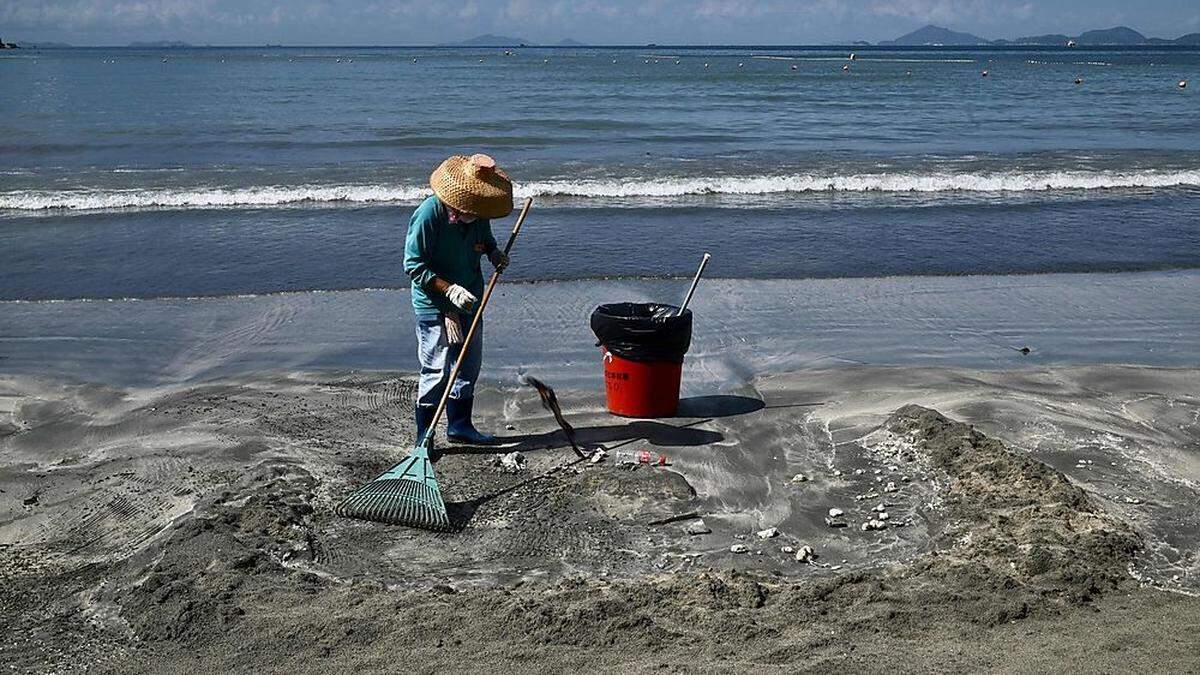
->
[335,197,533,531]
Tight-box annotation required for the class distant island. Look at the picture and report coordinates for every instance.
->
[128,40,193,48]
[441,34,531,47]
[439,34,589,47]
[0,37,20,49]
[879,24,1200,47]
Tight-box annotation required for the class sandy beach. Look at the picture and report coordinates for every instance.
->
[2,274,1199,672]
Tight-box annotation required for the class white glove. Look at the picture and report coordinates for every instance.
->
[443,314,464,346]
[444,284,477,310]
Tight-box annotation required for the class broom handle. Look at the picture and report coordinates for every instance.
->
[426,197,533,439]
[678,252,711,316]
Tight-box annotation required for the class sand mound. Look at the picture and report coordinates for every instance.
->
[884,405,1141,605]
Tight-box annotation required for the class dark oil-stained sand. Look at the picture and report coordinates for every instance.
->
[2,367,1199,672]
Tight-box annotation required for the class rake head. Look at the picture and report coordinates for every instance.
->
[335,441,451,531]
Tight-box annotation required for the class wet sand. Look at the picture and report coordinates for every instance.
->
[2,270,1199,388]
[2,365,1199,672]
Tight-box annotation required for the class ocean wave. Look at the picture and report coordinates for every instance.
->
[0,184,430,212]
[3,170,1199,212]
[521,171,1200,198]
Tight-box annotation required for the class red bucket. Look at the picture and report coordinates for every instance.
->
[602,349,683,418]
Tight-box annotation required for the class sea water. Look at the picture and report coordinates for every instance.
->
[1,45,1198,301]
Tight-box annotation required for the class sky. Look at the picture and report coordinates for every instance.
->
[4,0,1200,46]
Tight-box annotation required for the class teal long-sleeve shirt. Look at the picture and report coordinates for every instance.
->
[404,195,498,318]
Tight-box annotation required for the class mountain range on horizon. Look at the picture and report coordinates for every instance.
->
[7,26,1200,49]
[880,25,1200,47]
[439,26,1200,47]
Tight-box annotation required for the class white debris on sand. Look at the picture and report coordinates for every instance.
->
[497,452,526,473]
[685,519,712,535]
[589,449,606,464]
[795,545,815,563]
[790,473,808,483]
[825,508,847,528]
[730,544,750,554]
[756,527,779,540]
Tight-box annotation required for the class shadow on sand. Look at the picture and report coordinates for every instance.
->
[674,394,766,418]
[444,395,769,458]
[443,395,770,529]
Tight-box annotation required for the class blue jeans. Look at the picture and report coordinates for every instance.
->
[416,314,481,408]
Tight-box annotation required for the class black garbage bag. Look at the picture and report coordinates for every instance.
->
[590,303,693,364]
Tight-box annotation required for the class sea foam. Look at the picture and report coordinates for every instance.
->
[2,170,1198,212]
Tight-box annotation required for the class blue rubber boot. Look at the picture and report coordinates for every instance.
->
[446,396,498,445]
[415,404,437,444]
[414,404,443,462]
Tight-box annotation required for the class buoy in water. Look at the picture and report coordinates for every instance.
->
[849,52,856,61]
[1075,77,1083,85]
[704,63,709,68]
[612,59,617,63]
[790,64,797,71]
[412,57,417,63]
[738,62,744,68]
[842,64,850,72]
[1180,80,1188,89]
[981,69,989,77]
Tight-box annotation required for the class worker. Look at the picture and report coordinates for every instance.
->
[404,153,513,447]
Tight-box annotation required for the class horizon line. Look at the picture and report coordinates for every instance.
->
[10,42,1200,49]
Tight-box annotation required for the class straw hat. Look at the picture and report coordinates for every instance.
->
[430,154,514,219]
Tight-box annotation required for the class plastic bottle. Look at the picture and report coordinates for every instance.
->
[614,449,669,466]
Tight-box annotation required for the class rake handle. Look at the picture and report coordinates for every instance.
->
[424,196,533,443]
